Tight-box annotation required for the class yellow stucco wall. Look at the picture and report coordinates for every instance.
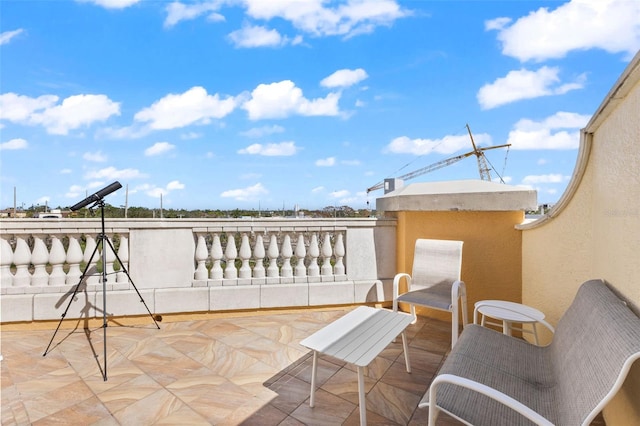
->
[522,57,640,425]
[393,210,525,321]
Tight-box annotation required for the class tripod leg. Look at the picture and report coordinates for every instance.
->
[105,238,160,329]
[44,240,101,356]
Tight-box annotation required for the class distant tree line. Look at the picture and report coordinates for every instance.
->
[11,203,373,219]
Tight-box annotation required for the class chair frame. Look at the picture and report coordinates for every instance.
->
[392,239,468,348]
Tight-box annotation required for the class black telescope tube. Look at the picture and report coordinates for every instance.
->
[70,181,122,211]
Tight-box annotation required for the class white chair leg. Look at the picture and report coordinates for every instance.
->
[451,305,459,348]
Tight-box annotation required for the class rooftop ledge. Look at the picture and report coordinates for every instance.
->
[375,179,538,212]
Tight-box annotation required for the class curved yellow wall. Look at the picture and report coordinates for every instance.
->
[394,210,525,321]
[522,57,640,425]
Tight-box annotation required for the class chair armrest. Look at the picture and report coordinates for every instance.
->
[392,273,411,312]
[424,373,554,426]
[451,280,466,301]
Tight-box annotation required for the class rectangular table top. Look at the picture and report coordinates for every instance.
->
[300,306,413,367]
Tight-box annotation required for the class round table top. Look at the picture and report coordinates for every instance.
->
[475,300,545,323]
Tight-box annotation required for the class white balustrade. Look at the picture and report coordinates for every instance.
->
[192,229,347,283]
[117,236,129,283]
[209,234,224,280]
[31,237,49,286]
[0,218,394,324]
[1,238,13,287]
[0,231,130,289]
[48,236,66,286]
[66,235,84,285]
[12,236,31,287]
[84,235,100,285]
[194,234,208,280]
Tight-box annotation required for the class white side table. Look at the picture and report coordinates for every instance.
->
[300,306,413,426]
[474,300,554,345]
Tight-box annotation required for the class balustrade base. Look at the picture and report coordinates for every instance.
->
[0,279,386,323]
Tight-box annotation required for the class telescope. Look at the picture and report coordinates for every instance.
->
[70,181,122,211]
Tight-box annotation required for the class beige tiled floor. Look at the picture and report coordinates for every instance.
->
[1,308,605,425]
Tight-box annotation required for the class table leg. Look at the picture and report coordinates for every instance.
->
[357,366,366,426]
[401,331,411,373]
[310,351,317,408]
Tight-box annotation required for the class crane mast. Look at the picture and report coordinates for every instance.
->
[367,124,510,194]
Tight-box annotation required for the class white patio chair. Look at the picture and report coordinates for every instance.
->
[392,238,467,348]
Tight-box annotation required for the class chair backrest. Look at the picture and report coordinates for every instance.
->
[550,279,640,425]
[410,239,463,291]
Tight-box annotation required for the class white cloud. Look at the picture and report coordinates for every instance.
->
[488,0,640,62]
[242,0,409,38]
[316,157,336,166]
[321,68,368,88]
[98,124,151,139]
[83,151,108,162]
[507,111,591,150]
[0,93,120,135]
[0,93,58,122]
[522,174,569,185]
[84,166,146,180]
[145,142,176,156]
[241,124,285,138]
[238,141,298,156]
[166,180,185,190]
[227,24,301,48]
[180,132,202,140]
[33,94,121,135]
[0,29,24,45]
[77,0,142,9]
[312,186,325,193]
[242,80,340,120]
[0,138,28,150]
[134,86,237,130]
[220,182,268,201]
[385,132,492,155]
[60,168,72,174]
[477,66,586,110]
[330,189,350,199]
[164,1,225,28]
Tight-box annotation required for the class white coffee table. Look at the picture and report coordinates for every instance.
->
[300,306,413,426]
[474,300,554,345]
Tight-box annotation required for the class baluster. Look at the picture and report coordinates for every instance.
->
[280,233,293,278]
[210,234,223,280]
[253,233,266,278]
[66,235,83,286]
[194,234,208,280]
[117,235,129,283]
[308,233,320,277]
[31,236,49,286]
[48,236,66,286]
[267,234,279,278]
[321,233,333,276]
[103,235,117,284]
[12,236,31,287]
[83,235,100,285]
[334,232,345,275]
[1,238,13,287]
[224,234,238,279]
[238,233,252,279]
[294,233,306,277]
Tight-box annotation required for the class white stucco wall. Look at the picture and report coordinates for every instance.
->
[521,53,640,425]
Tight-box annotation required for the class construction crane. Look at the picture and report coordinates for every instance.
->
[367,124,510,193]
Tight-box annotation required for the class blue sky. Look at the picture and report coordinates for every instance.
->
[1,0,639,212]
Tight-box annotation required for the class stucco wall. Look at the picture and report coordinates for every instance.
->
[522,57,640,425]
[394,210,525,321]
